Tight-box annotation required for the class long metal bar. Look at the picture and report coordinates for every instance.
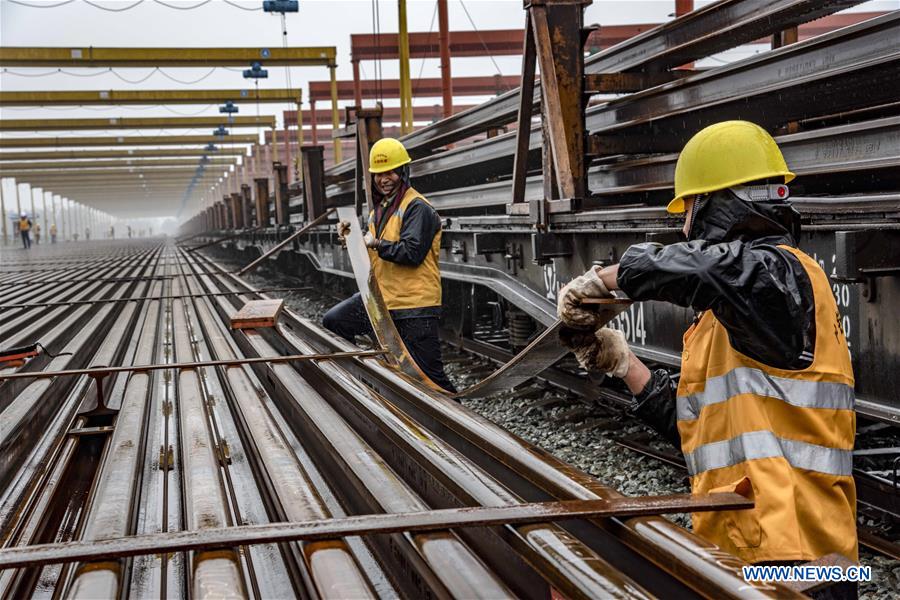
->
[0,351,386,381]
[236,208,335,275]
[361,0,870,158]
[0,89,302,107]
[0,495,752,570]
[0,47,336,67]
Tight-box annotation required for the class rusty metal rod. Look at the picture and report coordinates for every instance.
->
[0,350,387,381]
[236,208,336,276]
[0,287,313,310]
[185,226,265,252]
[0,494,752,570]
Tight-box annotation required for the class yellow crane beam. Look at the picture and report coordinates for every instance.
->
[0,47,336,67]
[0,134,260,148]
[0,148,246,160]
[0,116,275,132]
[0,88,302,106]
[0,158,235,170]
[0,167,212,177]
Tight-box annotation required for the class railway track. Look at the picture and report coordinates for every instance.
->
[2,239,816,599]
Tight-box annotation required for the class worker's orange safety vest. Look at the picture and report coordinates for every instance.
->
[368,187,442,310]
[18,218,30,232]
[677,245,857,563]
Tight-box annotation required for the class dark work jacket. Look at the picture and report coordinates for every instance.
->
[617,191,814,447]
[373,181,443,320]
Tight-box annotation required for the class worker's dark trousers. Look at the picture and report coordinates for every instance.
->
[323,293,457,393]
[20,231,30,249]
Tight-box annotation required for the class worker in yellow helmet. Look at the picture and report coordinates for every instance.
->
[558,121,857,596]
[17,213,32,249]
[324,138,455,392]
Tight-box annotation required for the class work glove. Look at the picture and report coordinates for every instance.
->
[557,266,612,329]
[363,231,380,249]
[337,220,352,246]
[559,326,631,378]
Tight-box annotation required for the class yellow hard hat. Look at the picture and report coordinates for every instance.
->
[668,121,795,213]
[368,137,411,173]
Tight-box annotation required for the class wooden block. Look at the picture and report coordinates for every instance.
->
[230,299,284,330]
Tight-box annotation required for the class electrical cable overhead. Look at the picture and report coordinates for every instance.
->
[222,0,261,10]
[371,0,383,103]
[155,67,219,85]
[82,0,145,11]
[459,0,509,90]
[6,0,74,7]
[153,0,212,9]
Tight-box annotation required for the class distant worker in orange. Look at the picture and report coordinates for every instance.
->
[17,213,32,249]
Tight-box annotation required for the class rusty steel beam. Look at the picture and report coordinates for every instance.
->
[0,495,752,570]
[308,76,520,102]
[349,25,659,62]
[283,105,477,126]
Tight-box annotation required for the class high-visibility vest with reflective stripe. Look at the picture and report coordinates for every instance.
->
[367,187,442,311]
[18,218,30,232]
[676,245,857,563]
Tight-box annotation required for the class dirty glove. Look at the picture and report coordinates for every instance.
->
[557,266,612,329]
[363,231,380,249]
[559,326,631,378]
[592,328,631,378]
[337,220,352,246]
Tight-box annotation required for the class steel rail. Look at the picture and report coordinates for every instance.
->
[0,495,752,571]
[176,258,383,598]
[189,251,801,598]
[319,11,900,203]
[193,263,799,599]
[0,351,387,381]
[185,252,651,598]
[323,0,868,167]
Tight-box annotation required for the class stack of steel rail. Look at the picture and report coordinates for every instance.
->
[0,240,801,598]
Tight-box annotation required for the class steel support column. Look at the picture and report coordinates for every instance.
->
[273,163,289,226]
[437,0,453,118]
[300,146,326,221]
[240,184,253,229]
[329,66,342,163]
[254,178,270,228]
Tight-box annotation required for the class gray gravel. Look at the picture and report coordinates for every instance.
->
[210,252,898,598]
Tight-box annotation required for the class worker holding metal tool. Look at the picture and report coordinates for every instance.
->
[324,138,456,392]
[558,121,858,595]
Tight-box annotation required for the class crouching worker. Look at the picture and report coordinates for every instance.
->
[558,121,858,598]
[323,138,456,393]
